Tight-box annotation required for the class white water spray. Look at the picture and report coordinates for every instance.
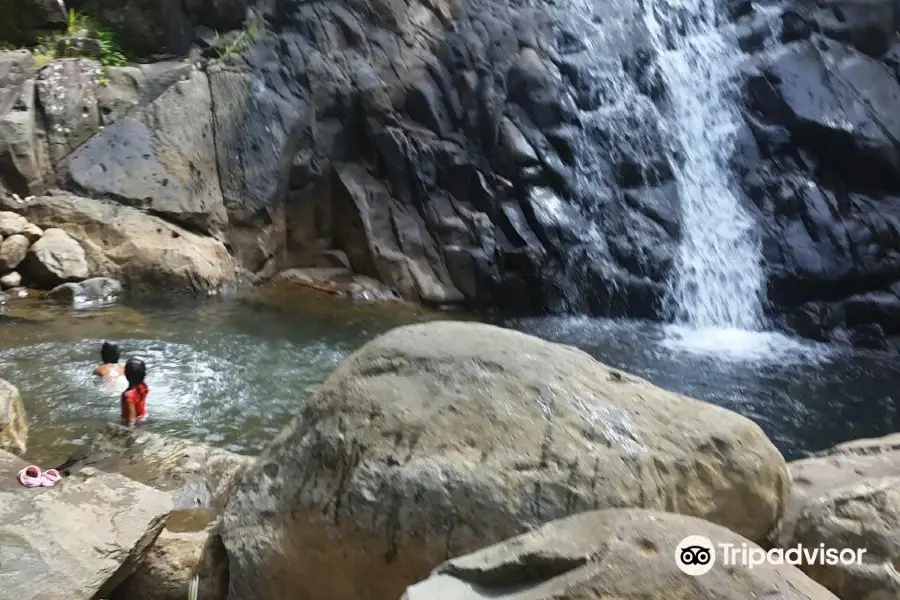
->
[643,0,766,331]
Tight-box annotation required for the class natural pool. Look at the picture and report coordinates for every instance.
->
[2,285,898,466]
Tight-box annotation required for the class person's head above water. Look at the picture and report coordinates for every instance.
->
[124,357,146,387]
[100,341,120,364]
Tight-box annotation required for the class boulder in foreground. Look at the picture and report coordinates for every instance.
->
[403,509,838,600]
[57,425,253,600]
[0,449,173,600]
[776,434,900,600]
[220,321,790,600]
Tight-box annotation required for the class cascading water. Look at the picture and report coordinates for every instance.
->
[642,0,766,331]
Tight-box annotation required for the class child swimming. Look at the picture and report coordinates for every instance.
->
[121,357,149,427]
[94,341,124,378]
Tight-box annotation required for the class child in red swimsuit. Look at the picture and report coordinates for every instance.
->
[121,358,149,427]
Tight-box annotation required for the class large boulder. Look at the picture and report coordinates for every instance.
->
[0,378,27,456]
[0,449,173,600]
[220,321,790,600]
[60,69,228,238]
[3,194,236,295]
[20,227,89,288]
[404,509,838,600]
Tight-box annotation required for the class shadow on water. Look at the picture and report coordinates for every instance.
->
[1,285,898,464]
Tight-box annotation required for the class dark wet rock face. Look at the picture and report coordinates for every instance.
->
[204,0,683,317]
[738,12,900,344]
[3,0,900,343]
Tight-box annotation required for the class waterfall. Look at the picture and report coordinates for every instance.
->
[642,0,766,331]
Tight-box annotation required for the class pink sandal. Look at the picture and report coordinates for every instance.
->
[17,465,43,487]
[41,469,61,487]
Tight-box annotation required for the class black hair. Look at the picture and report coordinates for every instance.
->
[101,341,120,364]
[124,357,146,387]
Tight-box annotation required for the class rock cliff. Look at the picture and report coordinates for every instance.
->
[2,0,899,345]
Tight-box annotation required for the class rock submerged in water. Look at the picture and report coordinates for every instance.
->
[220,321,790,600]
[49,276,123,306]
[403,509,838,600]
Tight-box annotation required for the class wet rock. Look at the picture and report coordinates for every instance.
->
[271,267,403,302]
[4,193,235,295]
[79,0,194,59]
[0,234,31,271]
[35,59,102,165]
[404,509,837,600]
[0,270,21,289]
[330,163,464,306]
[0,378,27,456]
[61,69,228,238]
[0,451,173,600]
[0,0,67,45]
[220,321,789,600]
[49,276,123,305]
[20,227,89,288]
[787,477,900,600]
[6,286,28,298]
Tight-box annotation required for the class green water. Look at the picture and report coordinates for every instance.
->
[2,284,900,467]
[0,285,462,466]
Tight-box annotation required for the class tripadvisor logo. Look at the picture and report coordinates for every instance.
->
[675,535,867,576]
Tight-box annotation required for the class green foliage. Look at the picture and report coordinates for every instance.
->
[96,29,127,67]
[31,9,128,71]
[211,11,264,59]
[32,34,57,69]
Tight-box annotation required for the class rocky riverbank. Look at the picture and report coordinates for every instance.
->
[1,320,898,599]
[2,0,900,346]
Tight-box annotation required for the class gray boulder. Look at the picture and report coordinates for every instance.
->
[404,509,838,600]
[60,69,228,239]
[20,227,89,287]
[220,321,789,600]
[0,449,173,600]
